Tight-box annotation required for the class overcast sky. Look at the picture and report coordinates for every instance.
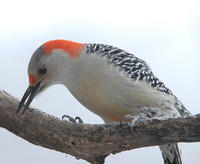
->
[0,0,199,163]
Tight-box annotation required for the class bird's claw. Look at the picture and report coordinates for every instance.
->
[74,116,83,123]
[120,114,140,133]
[62,115,83,123]
[120,113,150,133]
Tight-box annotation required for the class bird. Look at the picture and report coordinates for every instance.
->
[17,39,191,164]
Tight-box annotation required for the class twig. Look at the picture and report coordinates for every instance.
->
[0,90,199,163]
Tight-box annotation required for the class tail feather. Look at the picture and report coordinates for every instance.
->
[159,144,182,164]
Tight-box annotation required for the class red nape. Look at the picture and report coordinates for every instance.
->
[43,40,85,58]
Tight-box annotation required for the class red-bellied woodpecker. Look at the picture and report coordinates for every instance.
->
[17,39,191,164]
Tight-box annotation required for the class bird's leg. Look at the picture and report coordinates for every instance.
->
[120,106,165,133]
[120,113,151,133]
[62,115,83,123]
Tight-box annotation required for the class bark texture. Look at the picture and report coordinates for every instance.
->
[0,90,199,164]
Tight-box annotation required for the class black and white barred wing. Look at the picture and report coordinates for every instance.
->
[86,43,191,117]
[87,44,172,94]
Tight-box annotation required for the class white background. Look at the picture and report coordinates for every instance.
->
[0,0,199,163]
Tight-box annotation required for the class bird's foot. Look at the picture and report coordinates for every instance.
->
[62,115,83,123]
[120,113,151,133]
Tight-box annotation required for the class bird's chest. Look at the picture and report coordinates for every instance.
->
[67,69,159,122]
[63,55,178,122]
[69,72,128,122]
[64,56,134,121]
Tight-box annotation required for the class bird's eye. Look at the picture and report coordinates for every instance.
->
[38,65,47,75]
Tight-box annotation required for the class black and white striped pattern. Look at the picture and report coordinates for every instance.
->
[86,43,191,117]
[86,44,172,95]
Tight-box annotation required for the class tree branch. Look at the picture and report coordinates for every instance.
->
[0,90,199,164]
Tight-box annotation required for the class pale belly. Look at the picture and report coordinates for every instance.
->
[66,72,178,123]
[64,54,179,123]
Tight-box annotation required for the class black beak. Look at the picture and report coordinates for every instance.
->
[17,81,42,114]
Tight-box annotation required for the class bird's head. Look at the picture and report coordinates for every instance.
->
[17,39,85,114]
